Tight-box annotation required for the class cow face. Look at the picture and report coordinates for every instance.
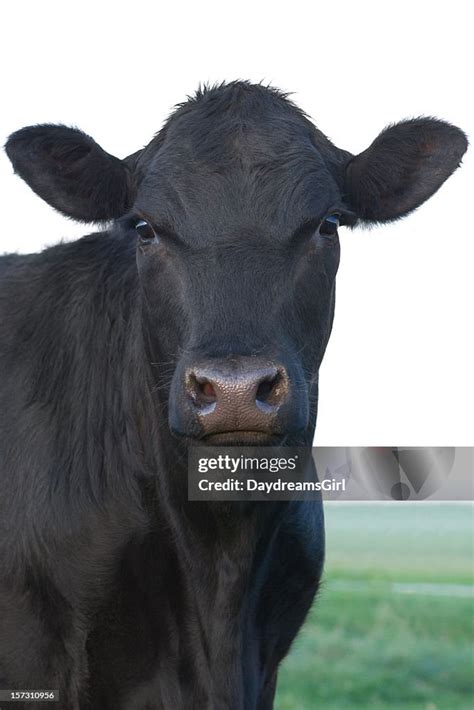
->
[6,82,467,446]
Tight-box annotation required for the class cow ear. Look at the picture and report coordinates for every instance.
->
[5,124,135,222]
[345,118,468,223]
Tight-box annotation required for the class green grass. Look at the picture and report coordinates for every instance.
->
[275,503,474,709]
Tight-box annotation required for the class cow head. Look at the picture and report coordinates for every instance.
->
[6,82,467,446]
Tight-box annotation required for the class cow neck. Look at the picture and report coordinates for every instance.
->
[150,446,287,703]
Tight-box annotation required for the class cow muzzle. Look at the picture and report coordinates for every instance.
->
[169,356,306,443]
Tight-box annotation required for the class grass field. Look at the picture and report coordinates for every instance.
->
[275,503,474,710]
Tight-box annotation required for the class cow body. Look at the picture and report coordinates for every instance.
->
[0,82,466,708]
[0,234,323,709]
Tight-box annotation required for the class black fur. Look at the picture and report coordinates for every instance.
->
[345,117,468,222]
[0,81,467,709]
[5,125,134,221]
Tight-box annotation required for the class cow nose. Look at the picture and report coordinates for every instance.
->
[185,360,290,435]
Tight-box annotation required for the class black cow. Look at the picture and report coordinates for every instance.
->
[0,82,467,709]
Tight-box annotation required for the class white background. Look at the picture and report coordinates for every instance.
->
[0,1,472,445]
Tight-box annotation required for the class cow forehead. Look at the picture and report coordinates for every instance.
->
[131,84,344,242]
[134,159,339,246]
[140,85,326,173]
[134,120,340,243]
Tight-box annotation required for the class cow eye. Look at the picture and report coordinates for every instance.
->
[135,219,157,244]
[319,214,340,236]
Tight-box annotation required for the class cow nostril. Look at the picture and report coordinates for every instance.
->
[256,372,283,407]
[188,374,217,411]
